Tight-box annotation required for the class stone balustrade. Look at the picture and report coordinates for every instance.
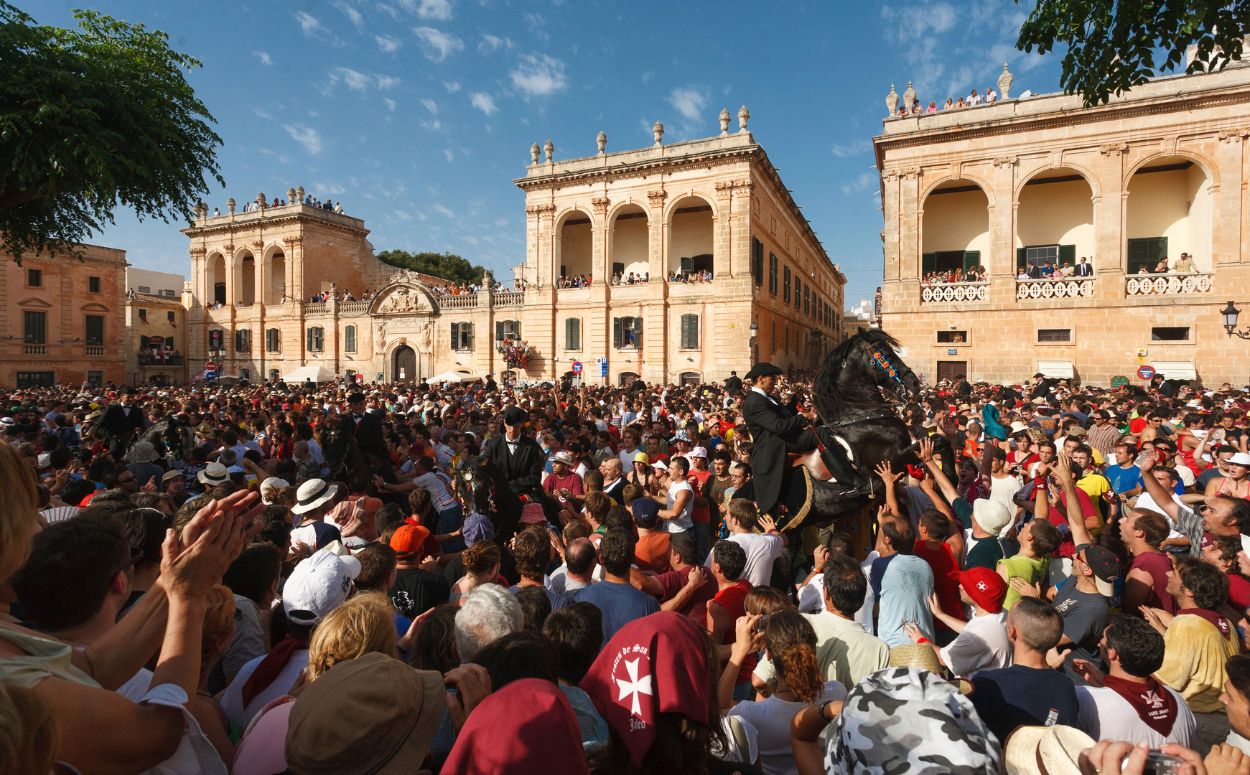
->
[438,294,480,309]
[303,301,329,316]
[920,281,989,304]
[1125,272,1213,296]
[1016,277,1094,301]
[338,300,370,315]
[494,290,524,307]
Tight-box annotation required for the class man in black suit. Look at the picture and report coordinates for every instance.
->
[741,363,867,517]
[481,406,545,539]
[100,388,146,458]
[344,392,394,480]
[484,373,498,392]
[724,370,743,395]
[1075,257,1094,277]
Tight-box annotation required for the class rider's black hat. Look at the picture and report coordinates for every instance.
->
[346,392,366,404]
[744,362,783,381]
[503,406,528,426]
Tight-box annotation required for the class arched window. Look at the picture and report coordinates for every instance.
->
[344,324,357,353]
[680,314,700,350]
[266,328,281,353]
[307,326,324,352]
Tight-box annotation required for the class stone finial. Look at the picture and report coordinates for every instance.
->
[483,269,495,287]
[296,185,305,202]
[530,143,540,164]
[226,197,236,214]
[286,187,296,204]
[653,120,664,147]
[998,63,1013,99]
[737,105,750,133]
[885,83,899,116]
[256,192,266,209]
[719,107,731,136]
[543,139,554,163]
[596,130,607,155]
[902,81,916,110]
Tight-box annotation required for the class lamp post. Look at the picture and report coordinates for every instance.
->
[749,320,758,365]
[1222,300,1250,340]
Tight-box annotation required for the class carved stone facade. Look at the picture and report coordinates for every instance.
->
[0,243,128,387]
[877,62,1250,386]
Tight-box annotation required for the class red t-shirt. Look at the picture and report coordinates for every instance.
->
[713,580,755,684]
[1048,487,1099,559]
[1127,550,1176,616]
[1229,573,1250,613]
[657,565,718,626]
[913,540,965,632]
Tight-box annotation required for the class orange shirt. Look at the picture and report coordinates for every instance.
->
[633,531,671,574]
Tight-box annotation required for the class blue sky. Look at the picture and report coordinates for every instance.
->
[33,0,1071,306]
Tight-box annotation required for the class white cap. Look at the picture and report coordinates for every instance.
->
[260,477,290,505]
[689,446,708,459]
[282,549,361,626]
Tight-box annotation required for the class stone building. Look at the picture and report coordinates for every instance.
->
[126,290,188,386]
[183,111,845,386]
[0,243,128,387]
[876,60,1250,386]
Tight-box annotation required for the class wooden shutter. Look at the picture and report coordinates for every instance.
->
[1058,244,1076,266]
[633,318,644,348]
[681,314,699,349]
[1016,248,1027,271]
[464,323,473,351]
[613,317,623,349]
[495,321,504,341]
[752,239,763,286]
[451,322,460,350]
[963,250,980,272]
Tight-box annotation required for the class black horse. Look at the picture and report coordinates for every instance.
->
[770,329,923,533]
[318,415,371,489]
[462,455,564,542]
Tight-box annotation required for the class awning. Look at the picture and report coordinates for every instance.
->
[282,365,336,383]
[1152,361,1198,381]
[428,369,477,384]
[1037,360,1075,379]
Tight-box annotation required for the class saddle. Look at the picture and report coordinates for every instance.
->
[787,449,833,482]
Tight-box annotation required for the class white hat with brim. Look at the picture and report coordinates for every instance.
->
[550,450,575,466]
[292,478,340,515]
[197,462,230,487]
[282,548,361,626]
[1003,724,1094,775]
[1229,452,1250,468]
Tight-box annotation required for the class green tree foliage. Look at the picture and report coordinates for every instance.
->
[1018,0,1248,106]
[0,2,223,261]
[376,249,487,285]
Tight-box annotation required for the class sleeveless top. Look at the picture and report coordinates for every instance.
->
[1217,477,1250,501]
[0,622,98,688]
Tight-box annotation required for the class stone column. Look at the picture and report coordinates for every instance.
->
[1216,129,1248,265]
[897,168,921,282]
[592,197,610,282]
[647,189,667,282]
[714,181,734,279]
[1095,143,1128,298]
[989,157,1018,305]
[223,244,236,305]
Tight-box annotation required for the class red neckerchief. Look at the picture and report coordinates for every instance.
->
[242,634,308,707]
[1177,607,1234,638]
[1102,675,1178,737]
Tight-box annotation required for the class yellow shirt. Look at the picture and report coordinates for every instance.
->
[1156,614,1239,712]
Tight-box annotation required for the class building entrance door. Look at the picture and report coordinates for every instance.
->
[393,345,416,383]
[936,361,967,383]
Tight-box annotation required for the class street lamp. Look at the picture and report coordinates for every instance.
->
[1222,300,1250,340]
[749,320,758,365]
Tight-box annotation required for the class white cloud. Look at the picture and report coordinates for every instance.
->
[413,26,463,63]
[433,203,455,217]
[524,12,548,41]
[831,139,870,158]
[420,118,443,130]
[294,11,325,36]
[383,97,397,111]
[880,2,956,43]
[313,181,347,195]
[443,148,454,162]
[666,86,708,122]
[469,92,497,115]
[479,33,512,53]
[375,74,401,90]
[254,50,273,66]
[414,0,453,20]
[840,171,876,196]
[376,3,401,21]
[334,1,366,31]
[640,71,654,84]
[333,67,372,91]
[286,124,323,155]
[421,98,438,113]
[510,53,567,96]
[444,80,461,93]
[375,34,402,52]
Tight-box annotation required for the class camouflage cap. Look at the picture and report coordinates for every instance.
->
[830,667,1001,774]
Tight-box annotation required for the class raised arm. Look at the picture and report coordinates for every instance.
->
[1052,455,1093,547]
[1137,451,1181,523]
[918,437,960,505]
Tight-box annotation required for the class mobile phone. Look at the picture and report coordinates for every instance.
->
[1142,750,1185,774]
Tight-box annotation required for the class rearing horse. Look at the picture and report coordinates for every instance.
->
[771,329,923,533]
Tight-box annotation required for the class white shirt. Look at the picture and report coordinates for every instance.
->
[939,611,1011,677]
[796,550,878,635]
[1076,682,1195,748]
[664,479,694,532]
[710,532,785,587]
[728,681,846,775]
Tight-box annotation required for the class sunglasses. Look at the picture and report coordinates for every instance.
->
[114,545,144,575]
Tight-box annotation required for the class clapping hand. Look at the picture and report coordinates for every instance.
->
[1009,576,1041,599]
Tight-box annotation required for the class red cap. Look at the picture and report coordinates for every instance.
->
[959,567,1007,614]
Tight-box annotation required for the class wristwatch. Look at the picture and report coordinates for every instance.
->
[817,699,837,721]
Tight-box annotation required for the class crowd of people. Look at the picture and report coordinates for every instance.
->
[921,264,988,285]
[1137,253,1199,274]
[5,368,1250,773]
[224,195,344,215]
[557,274,593,289]
[609,271,650,285]
[305,288,381,304]
[670,269,714,283]
[896,86,1001,117]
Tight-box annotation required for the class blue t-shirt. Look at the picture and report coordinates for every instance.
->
[970,665,1079,744]
[870,554,934,647]
[571,580,660,641]
[1104,464,1144,494]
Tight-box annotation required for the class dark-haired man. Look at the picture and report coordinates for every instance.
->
[870,515,934,647]
[481,406,545,540]
[1073,615,1195,748]
[571,528,657,641]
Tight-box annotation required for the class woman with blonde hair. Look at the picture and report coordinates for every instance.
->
[0,442,262,774]
[232,592,399,774]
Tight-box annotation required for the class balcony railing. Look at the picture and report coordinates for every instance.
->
[339,300,370,315]
[86,345,105,357]
[920,281,988,304]
[303,301,329,316]
[23,344,46,355]
[438,294,480,309]
[494,290,524,307]
[1016,277,1094,301]
[138,354,184,366]
[1125,272,1213,296]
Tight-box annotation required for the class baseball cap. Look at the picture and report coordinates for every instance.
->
[1077,544,1121,597]
[972,498,1012,538]
[285,652,444,775]
[389,524,431,560]
[959,567,1007,614]
[688,446,708,459]
[631,498,661,526]
[282,548,361,626]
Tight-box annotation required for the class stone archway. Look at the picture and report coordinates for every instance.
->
[393,344,416,383]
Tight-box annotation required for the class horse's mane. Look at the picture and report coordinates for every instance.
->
[813,329,902,419]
